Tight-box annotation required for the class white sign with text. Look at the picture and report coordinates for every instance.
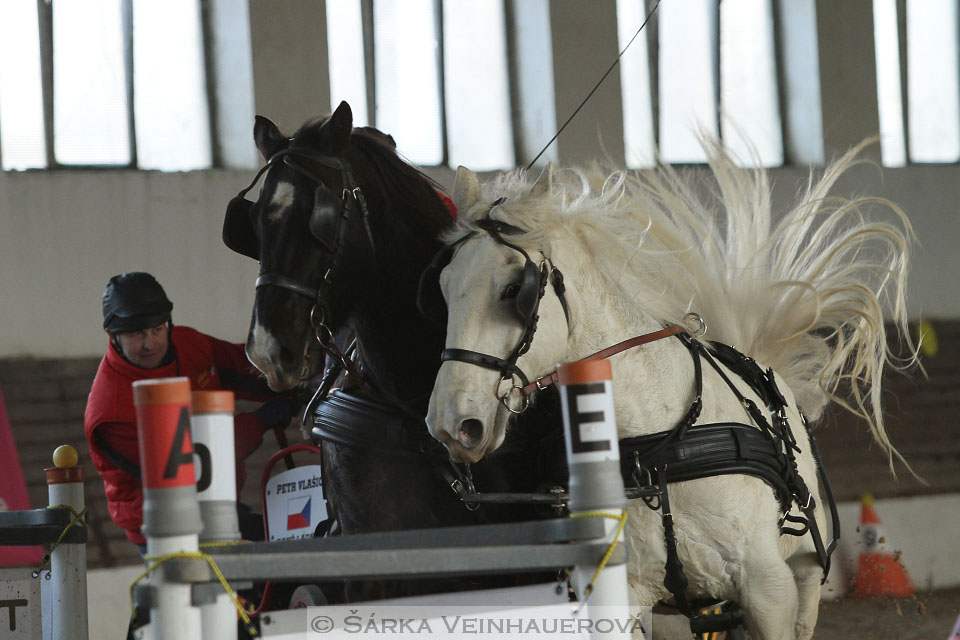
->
[0,567,41,639]
[265,466,328,541]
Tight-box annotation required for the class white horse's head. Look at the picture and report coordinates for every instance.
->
[426,166,573,462]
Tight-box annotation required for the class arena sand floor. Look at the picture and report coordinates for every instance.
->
[814,587,960,639]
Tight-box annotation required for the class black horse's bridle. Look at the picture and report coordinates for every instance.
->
[224,145,377,371]
[436,214,570,414]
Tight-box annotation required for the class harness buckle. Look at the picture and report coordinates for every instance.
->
[449,462,480,511]
[632,454,654,489]
[310,305,335,350]
[549,486,567,515]
[496,374,531,414]
[535,375,550,391]
[683,312,707,338]
[449,479,480,511]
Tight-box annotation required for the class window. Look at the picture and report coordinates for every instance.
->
[53,0,130,165]
[657,0,718,163]
[617,0,655,168]
[0,0,256,171]
[442,0,514,171]
[719,0,782,165]
[776,0,823,165]
[332,0,516,169]
[873,0,960,165]
[509,0,558,168]
[374,0,444,165]
[14,1,937,173]
[628,0,785,166]
[0,1,46,170]
[326,0,370,127]
[133,0,212,170]
[906,0,959,162]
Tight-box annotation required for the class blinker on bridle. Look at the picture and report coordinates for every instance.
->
[438,209,571,414]
[225,145,377,372]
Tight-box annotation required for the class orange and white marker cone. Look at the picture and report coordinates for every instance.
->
[134,377,204,640]
[558,359,633,639]
[851,493,914,598]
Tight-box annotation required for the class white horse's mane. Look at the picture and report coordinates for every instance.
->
[446,139,917,468]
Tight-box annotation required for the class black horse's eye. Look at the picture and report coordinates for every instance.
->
[501,283,521,300]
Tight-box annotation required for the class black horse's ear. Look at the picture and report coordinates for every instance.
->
[254,115,287,161]
[328,101,353,154]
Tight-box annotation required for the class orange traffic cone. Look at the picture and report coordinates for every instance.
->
[949,608,960,640]
[851,493,914,597]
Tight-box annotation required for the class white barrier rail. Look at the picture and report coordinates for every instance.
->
[131,365,633,640]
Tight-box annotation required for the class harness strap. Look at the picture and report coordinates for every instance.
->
[520,325,686,395]
[622,422,792,501]
[441,349,531,388]
[255,273,319,301]
[805,416,841,582]
[698,341,838,580]
[338,164,378,261]
[657,465,691,616]
[617,335,704,470]
[550,268,571,326]
[311,389,436,458]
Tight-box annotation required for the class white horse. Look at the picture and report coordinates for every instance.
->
[425,141,915,640]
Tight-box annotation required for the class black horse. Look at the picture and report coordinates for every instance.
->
[222,102,559,601]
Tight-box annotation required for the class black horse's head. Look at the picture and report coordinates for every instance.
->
[222,102,374,389]
[224,101,452,391]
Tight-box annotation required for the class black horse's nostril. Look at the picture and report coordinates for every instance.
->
[458,419,484,449]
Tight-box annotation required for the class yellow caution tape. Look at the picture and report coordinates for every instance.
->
[132,550,257,637]
[569,510,628,602]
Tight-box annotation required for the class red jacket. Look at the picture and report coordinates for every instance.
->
[84,326,269,545]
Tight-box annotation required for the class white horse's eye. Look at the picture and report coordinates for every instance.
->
[501,283,521,300]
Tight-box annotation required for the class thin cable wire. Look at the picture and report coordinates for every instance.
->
[526,0,662,170]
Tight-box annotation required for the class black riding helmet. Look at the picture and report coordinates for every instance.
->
[102,272,173,333]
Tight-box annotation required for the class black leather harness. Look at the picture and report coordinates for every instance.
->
[614,334,839,631]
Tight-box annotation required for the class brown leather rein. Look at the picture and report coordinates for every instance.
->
[520,324,686,396]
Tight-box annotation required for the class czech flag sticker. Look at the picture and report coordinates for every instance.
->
[287,496,311,530]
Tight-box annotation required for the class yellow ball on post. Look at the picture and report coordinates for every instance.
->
[52,444,79,468]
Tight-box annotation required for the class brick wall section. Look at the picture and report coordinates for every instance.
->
[0,321,956,568]
[814,320,960,501]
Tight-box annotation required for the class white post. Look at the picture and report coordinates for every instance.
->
[45,445,88,640]
[558,360,632,640]
[191,391,240,640]
[133,377,203,640]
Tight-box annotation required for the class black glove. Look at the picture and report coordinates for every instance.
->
[254,397,294,430]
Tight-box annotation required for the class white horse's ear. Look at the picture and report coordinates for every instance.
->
[530,162,555,198]
[453,166,481,212]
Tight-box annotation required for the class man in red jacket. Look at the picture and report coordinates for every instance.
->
[84,272,296,551]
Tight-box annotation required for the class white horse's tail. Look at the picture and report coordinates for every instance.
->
[627,139,918,471]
